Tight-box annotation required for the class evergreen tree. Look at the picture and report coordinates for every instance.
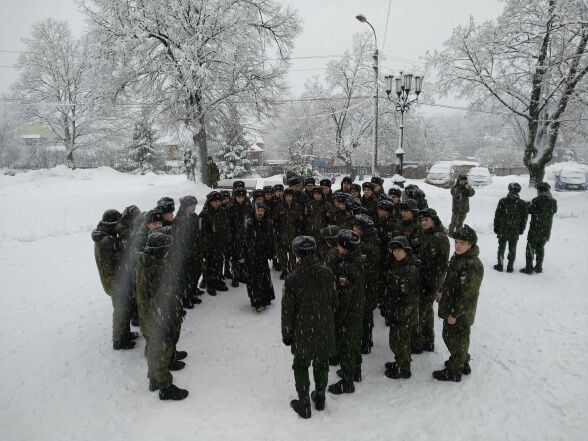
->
[217,142,252,179]
[129,119,160,174]
[288,144,314,176]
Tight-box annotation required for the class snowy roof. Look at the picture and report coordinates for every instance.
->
[250,144,264,152]
[20,134,42,139]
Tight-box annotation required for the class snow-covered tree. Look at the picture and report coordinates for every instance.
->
[128,119,160,174]
[428,0,588,185]
[81,0,301,182]
[11,19,101,169]
[217,143,252,179]
[287,143,314,177]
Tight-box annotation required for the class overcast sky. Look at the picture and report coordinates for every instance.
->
[0,0,503,106]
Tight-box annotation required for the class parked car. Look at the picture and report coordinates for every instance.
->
[555,167,588,191]
[425,162,455,188]
[468,166,492,186]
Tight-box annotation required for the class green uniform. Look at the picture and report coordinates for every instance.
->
[92,222,131,344]
[328,249,365,381]
[200,205,230,287]
[381,254,420,370]
[525,191,558,268]
[282,256,338,395]
[449,183,475,236]
[172,210,203,299]
[494,192,529,268]
[361,195,379,221]
[328,208,354,230]
[304,199,332,240]
[275,201,304,274]
[414,224,450,349]
[358,230,380,351]
[207,161,220,188]
[438,245,484,374]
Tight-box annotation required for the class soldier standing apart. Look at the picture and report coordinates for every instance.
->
[520,182,558,274]
[381,236,420,379]
[414,208,450,353]
[92,209,136,350]
[493,183,529,273]
[434,225,483,382]
[206,156,220,188]
[282,236,338,418]
[448,175,475,237]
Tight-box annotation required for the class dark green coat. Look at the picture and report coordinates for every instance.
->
[282,256,338,360]
[200,205,230,253]
[451,184,475,214]
[380,254,420,326]
[227,199,254,248]
[91,222,122,296]
[361,195,379,220]
[135,251,164,335]
[416,225,450,293]
[275,201,304,243]
[358,229,381,311]
[494,192,529,238]
[304,199,332,239]
[527,191,558,243]
[331,249,365,340]
[392,218,420,248]
[207,162,220,187]
[439,245,484,326]
[328,208,354,230]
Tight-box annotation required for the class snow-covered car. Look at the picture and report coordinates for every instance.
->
[555,167,588,191]
[425,162,455,188]
[468,167,492,186]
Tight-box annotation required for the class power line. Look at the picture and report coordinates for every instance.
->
[382,0,392,55]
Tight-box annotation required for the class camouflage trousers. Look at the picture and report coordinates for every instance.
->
[525,239,547,268]
[146,328,175,388]
[448,212,467,237]
[389,322,412,369]
[277,239,296,275]
[292,356,329,395]
[412,291,434,350]
[338,331,362,381]
[497,235,519,267]
[111,283,133,344]
[442,320,471,374]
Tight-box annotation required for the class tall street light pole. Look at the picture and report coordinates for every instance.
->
[356,14,378,177]
[384,72,423,176]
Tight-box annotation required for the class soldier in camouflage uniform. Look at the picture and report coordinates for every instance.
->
[157,197,175,227]
[340,176,353,193]
[200,191,230,295]
[493,183,529,273]
[350,183,361,200]
[275,189,304,279]
[448,176,475,237]
[92,209,137,350]
[227,187,254,286]
[414,208,450,353]
[361,182,379,220]
[282,236,338,418]
[327,230,365,394]
[301,177,316,206]
[328,192,354,229]
[381,236,420,379]
[352,214,381,354]
[435,225,484,382]
[393,201,420,249]
[144,231,190,400]
[371,176,386,200]
[320,178,334,205]
[304,186,332,240]
[319,225,340,263]
[520,182,558,274]
[117,205,142,327]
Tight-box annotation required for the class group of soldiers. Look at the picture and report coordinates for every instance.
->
[91,170,556,415]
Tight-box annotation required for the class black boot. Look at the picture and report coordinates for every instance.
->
[169,360,186,371]
[113,339,136,350]
[231,278,239,288]
[384,364,411,379]
[493,264,503,272]
[361,343,371,355]
[506,264,514,273]
[534,264,543,273]
[411,344,423,354]
[175,350,188,361]
[290,393,311,419]
[195,288,205,296]
[214,280,229,291]
[126,331,139,341]
[207,287,217,296]
[432,368,461,382]
[159,384,189,401]
[131,316,140,327]
[199,278,207,289]
[224,268,232,280]
[520,266,534,274]
[328,379,355,395]
[422,341,435,352]
[191,295,202,304]
[183,297,194,309]
[336,369,361,382]
[329,356,339,366]
[311,390,326,411]
[384,361,396,371]
[148,378,159,392]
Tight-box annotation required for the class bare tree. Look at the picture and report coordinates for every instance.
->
[428,0,588,184]
[80,0,301,182]
[11,19,100,168]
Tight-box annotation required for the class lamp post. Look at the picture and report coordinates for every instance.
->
[384,72,422,176]
[356,14,378,177]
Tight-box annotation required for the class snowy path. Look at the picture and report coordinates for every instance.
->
[0,167,587,441]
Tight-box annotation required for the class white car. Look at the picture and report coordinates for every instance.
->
[468,167,492,186]
[425,162,455,188]
[555,167,588,191]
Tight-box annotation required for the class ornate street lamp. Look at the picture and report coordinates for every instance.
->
[384,71,423,176]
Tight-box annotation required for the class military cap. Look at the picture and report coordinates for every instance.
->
[101,209,122,225]
[179,195,198,206]
[453,224,478,245]
[292,235,317,257]
[319,178,332,188]
[206,191,222,202]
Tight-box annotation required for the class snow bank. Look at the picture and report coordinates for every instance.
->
[0,167,587,441]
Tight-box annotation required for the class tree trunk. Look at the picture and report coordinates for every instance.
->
[193,114,208,184]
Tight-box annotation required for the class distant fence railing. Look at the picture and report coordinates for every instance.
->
[488,166,528,176]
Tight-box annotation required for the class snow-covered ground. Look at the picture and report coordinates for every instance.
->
[0,166,587,441]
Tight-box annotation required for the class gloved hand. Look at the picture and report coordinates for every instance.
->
[282,337,293,347]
